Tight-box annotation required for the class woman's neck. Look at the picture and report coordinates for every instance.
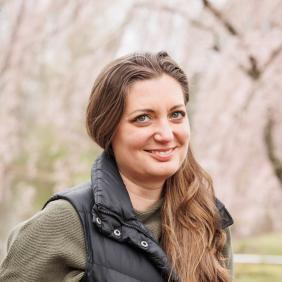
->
[119,172,164,212]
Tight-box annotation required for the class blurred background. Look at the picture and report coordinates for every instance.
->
[0,0,281,280]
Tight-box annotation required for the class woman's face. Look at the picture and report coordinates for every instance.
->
[111,74,190,185]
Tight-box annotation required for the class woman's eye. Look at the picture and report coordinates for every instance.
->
[134,114,151,123]
[170,111,185,119]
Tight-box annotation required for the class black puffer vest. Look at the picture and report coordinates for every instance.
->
[45,152,233,282]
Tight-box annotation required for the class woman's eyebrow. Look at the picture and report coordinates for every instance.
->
[128,104,185,116]
[128,109,155,116]
[170,104,186,111]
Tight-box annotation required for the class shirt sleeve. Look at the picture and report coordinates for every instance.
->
[0,200,86,282]
[222,227,233,281]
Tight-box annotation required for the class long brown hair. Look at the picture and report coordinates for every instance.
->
[86,51,230,282]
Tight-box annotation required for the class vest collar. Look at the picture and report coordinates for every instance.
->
[90,151,159,242]
[90,151,233,230]
[91,151,138,222]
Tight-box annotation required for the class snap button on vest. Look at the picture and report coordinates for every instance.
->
[113,229,121,237]
[96,217,101,225]
[141,240,148,248]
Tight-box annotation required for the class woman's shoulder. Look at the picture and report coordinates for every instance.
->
[43,181,93,212]
[8,199,85,252]
[16,200,79,231]
[215,198,234,229]
[42,198,80,219]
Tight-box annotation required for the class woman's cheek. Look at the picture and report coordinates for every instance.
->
[129,128,155,146]
[176,123,190,144]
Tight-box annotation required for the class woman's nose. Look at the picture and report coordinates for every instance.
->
[154,120,174,142]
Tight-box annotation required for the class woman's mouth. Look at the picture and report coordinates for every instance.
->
[145,148,176,161]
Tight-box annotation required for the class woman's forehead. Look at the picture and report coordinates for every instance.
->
[125,75,185,111]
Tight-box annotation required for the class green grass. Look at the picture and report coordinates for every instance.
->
[235,264,282,282]
[234,233,282,281]
[234,233,282,255]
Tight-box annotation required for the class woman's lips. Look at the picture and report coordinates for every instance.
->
[145,147,176,161]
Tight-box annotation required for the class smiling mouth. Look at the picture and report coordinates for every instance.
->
[145,147,176,157]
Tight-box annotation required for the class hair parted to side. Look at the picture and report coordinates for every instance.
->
[86,51,230,282]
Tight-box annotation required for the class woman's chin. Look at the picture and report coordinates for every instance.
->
[145,166,179,180]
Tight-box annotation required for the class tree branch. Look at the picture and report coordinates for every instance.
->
[264,114,282,186]
[202,0,239,36]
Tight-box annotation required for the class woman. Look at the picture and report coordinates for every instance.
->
[0,51,233,282]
